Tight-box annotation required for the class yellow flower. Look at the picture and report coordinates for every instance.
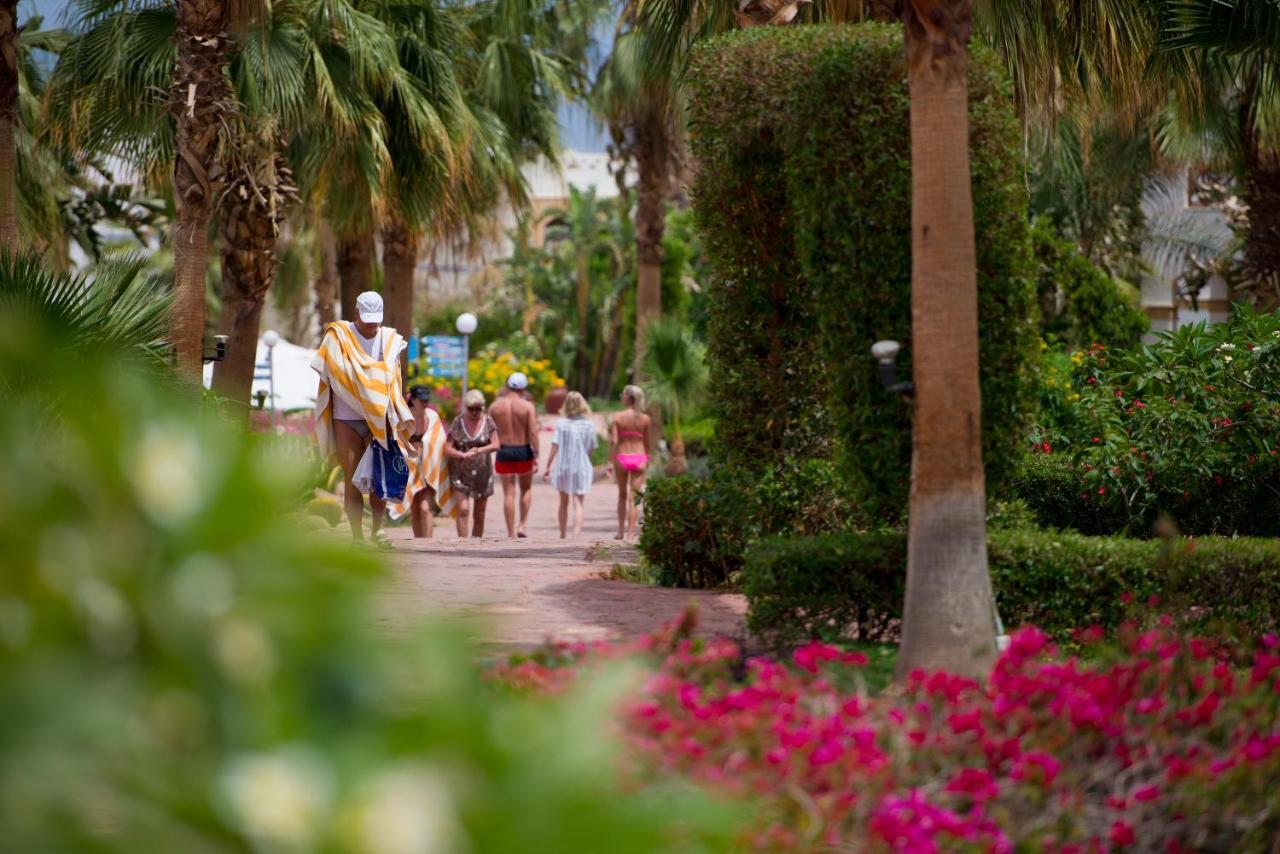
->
[1070,352,1084,366]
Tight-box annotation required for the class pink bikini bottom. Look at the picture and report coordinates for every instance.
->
[615,453,649,473]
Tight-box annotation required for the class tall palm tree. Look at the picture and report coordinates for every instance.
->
[894,0,997,678]
[0,0,20,253]
[48,0,235,380]
[169,0,233,379]
[1163,0,1280,306]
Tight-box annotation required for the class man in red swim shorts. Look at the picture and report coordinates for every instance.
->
[489,372,540,537]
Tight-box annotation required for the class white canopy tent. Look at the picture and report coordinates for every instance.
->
[203,335,320,412]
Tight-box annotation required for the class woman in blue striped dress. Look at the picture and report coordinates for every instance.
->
[542,391,598,538]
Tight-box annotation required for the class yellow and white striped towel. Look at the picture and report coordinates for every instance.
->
[310,321,455,518]
[388,406,454,522]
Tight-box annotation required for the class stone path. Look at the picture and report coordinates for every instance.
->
[372,418,746,653]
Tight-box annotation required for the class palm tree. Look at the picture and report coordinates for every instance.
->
[894,0,997,678]
[1163,0,1280,306]
[48,0,235,381]
[0,251,172,395]
[169,0,233,380]
[543,186,615,388]
[640,315,706,475]
[0,0,20,253]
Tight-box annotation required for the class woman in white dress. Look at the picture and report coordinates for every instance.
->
[542,391,597,538]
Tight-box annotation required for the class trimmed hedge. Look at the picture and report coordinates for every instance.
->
[1008,452,1280,537]
[689,23,1040,517]
[743,526,1280,647]
[638,460,861,590]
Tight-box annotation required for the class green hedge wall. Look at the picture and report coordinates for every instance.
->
[637,460,863,589]
[688,24,1040,517]
[743,526,1280,647]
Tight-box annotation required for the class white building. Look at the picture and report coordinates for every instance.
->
[420,151,627,305]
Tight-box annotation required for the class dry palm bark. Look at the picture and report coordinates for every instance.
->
[336,232,374,321]
[211,150,298,407]
[897,0,997,679]
[632,106,671,379]
[169,0,232,379]
[381,219,418,339]
[0,0,18,253]
[1242,98,1280,309]
[314,219,338,335]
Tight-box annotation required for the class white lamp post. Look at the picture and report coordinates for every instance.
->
[262,329,281,430]
[455,312,477,399]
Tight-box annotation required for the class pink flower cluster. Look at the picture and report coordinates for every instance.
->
[494,616,1280,851]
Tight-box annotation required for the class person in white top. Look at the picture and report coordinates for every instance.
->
[322,291,400,547]
[542,391,598,538]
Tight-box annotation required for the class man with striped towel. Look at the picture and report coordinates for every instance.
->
[310,291,451,546]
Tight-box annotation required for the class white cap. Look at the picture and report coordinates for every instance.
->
[356,291,383,323]
[507,371,528,390]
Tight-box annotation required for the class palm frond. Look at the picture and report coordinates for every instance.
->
[1140,174,1237,283]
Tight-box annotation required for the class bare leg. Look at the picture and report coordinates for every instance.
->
[455,495,471,538]
[613,462,628,539]
[334,420,369,541]
[501,474,517,537]
[557,491,569,538]
[369,494,387,538]
[627,469,647,539]
[471,496,488,537]
[571,494,585,537]
[411,489,434,538]
[517,471,534,537]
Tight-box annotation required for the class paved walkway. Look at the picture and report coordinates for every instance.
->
[371,419,747,653]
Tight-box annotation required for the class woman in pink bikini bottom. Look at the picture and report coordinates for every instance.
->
[609,384,653,539]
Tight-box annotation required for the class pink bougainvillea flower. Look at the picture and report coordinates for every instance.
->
[1110,820,1136,847]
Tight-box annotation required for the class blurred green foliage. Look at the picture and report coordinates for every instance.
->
[0,257,740,851]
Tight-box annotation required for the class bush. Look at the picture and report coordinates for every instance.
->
[497,618,1280,851]
[742,526,1280,646]
[689,23,1041,517]
[2,297,736,850]
[1010,451,1280,536]
[638,460,860,589]
[743,530,905,644]
[1031,218,1149,350]
[1018,309,1280,533]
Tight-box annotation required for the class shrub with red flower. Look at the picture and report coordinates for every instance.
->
[495,612,1280,850]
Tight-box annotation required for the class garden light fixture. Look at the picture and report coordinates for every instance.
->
[455,312,478,397]
[203,334,229,364]
[263,330,280,431]
[871,339,914,397]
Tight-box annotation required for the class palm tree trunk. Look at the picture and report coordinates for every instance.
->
[314,219,338,337]
[381,219,418,337]
[169,0,232,379]
[575,250,591,387]
[1242,96,1280,309]
[336,231,374,320]
[211,153,295,407]
[0,0,19,254]
[633,114,668,378]
[896,0,996,680]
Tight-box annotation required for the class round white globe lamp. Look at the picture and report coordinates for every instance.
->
[455,312,478,335]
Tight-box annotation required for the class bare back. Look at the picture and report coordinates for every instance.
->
[489,392,538,449]
[611,409,650,455]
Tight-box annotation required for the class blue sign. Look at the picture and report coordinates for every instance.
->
[421,335,467,378]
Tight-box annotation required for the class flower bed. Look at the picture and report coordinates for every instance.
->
[495,614,1280,850]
